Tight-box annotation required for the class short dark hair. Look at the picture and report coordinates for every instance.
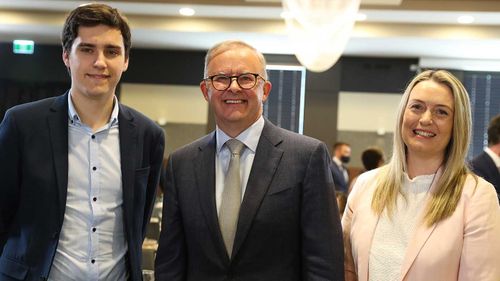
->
[488,114,500,146]
[61,3,131,57]
[361,148,384,171]
[333,142,349,151]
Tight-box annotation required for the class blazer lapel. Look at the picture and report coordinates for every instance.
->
[47,93,69,225]
[399,168,444,280]
[354,186,380,281]
[118,105,138,236]
[194,133,228,259]
[231,121,284,259]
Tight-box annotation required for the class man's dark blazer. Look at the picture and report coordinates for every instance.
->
[155,119,344,281]
[0,92,165,281]
[330,162,348,193]
[470,151,500,198]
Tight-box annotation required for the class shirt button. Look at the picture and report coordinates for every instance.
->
[93,197,97,202]
[91,135,95,139]
[92,167,97,171]
[91,259,95,264]
[92,227,96,232]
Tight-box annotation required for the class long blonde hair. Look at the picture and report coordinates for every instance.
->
[371,70,476,226]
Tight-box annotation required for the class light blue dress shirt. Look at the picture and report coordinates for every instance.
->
[48,94,128,280]
[215,116,265,215]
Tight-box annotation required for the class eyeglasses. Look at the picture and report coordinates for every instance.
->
[204,73,265,91]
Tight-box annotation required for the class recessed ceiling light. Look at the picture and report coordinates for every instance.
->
[179,7,195,16]
[356,13,367,21]
[457,15,474,24]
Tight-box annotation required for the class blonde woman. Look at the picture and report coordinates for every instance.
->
[342,70,500,281]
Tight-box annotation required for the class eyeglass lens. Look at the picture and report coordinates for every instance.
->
[211,73,258,90]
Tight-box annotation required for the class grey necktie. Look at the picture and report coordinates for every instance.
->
[219,139,245,257]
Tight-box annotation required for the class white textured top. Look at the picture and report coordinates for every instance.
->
[368,173,436,281]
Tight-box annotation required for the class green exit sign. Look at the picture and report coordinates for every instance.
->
[13,40,34,54]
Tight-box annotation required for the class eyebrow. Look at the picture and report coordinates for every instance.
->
[77,43,122,50]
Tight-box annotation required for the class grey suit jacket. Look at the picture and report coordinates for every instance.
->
[155,119,344,281]
[0,92,165,281]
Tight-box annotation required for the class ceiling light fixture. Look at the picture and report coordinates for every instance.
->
[457,15,474,24]
[179,7,195,16]
[356,13,367,21]
[282,0,361,72]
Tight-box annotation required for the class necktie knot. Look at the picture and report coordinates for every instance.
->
[226,139,245,156]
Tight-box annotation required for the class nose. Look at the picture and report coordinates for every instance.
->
[93,51,106,68]
[419,110,433,125]
[227,77,240,92]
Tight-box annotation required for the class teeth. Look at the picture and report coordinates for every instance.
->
[414,130,435,137]
[225,100,243,104]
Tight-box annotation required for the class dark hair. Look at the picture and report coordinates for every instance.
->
[333,142,349,151]
[361,148,384,171]
[61,3,131,57]
[488,114,500,146]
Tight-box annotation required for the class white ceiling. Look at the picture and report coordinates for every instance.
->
[2,0,500,70]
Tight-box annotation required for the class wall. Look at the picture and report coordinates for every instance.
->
[337,91,402,167]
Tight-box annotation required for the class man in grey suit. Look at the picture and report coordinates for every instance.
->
[155,40,344,281]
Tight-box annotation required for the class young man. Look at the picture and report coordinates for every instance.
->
[155,40,343,281]
[0,4,164,281]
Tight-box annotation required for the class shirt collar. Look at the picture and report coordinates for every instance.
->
[333,156,343,167]
[216,115,264,154]
[484,147,500,168]
[68,92,119,127]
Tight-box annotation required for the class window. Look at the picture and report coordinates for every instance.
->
[463,72,500,159]
[264,65,306,134]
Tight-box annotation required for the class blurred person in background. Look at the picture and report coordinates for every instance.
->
[331,142,351,192]
[469,114,500,201]
[348,147,385,194]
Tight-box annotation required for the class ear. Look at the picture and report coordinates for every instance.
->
[62,50,70,67]
[261,80,272,103]
[200,80,210,102]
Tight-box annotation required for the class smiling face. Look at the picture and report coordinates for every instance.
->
[402,80,455,160]
[200,47,271,137]
[62,24,129,103]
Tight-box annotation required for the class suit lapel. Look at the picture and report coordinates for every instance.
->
[47,93,69,224]
[399,168,443,280]
[194,133,228,259]
[118,105,138,237]
[355,186,380,281]
[232,121,284,259]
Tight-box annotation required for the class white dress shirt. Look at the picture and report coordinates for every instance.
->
[48,94,128,281]
[215,116,264,215]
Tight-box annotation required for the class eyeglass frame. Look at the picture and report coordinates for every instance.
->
[203,72,267,91]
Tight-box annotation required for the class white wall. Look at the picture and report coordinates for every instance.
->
[338,91,402,133]
[120,83,208,125]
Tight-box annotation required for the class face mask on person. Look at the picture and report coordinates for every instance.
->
[340,156,350,164]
